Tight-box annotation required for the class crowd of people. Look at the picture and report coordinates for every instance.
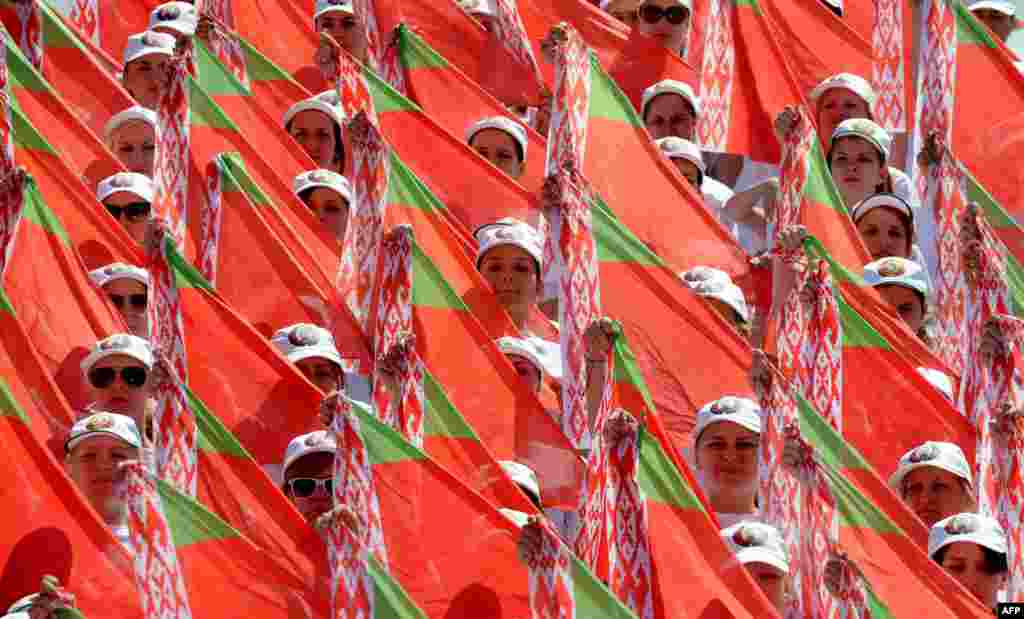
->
[3,0,1022,615]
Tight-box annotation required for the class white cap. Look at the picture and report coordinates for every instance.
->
[916,367,955,403]
[293,169,353,202]
[103,106,157,143]
[6,594,37,614]
[315,0,355,19]
[862,257,929,298]
[88,263,150,289]
[830,118,892,161]
[282,430,337,480]
[809,72,877,109]
[656,137,706,175]
[148,2,199,36]
[499,460,540,503]
[641,79,701,119]
[681,266,749,323]
[466,117,529,162]
[496,336,548,379]
[928,513,1007,559]
[123,30,175,66]
[80,334,155,376]
[65,412,142,453]
[721,521,790,574]
[970,0,1015,15]
[97,172,155,203]
[271,323,344,368]
[282,95,345,130]
[693,396,762,443]
[457,0,497,16]
[474,218,544,271]
[888,441,972,492]
[851,192,913,225]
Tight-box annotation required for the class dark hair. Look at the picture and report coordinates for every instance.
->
[827,136,892,194]
[297,187,316,207]
[854,205,914,257]
[286,117,346,171]
[469,129,524,163]
[933,544,1009,575]
[643,92,697,126]
[876,283,927,315]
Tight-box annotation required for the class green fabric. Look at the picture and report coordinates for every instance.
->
[837,294,892,349]
[965,167,1017,229]
[188,78,241,131]
[636,429,705,511]
[592,198,664,267]
[386,152,443,214]
[20,176,70,244]
[571,557,640,618]
[587,55,642,127]
[396,25,449,70]
[411,242,469,311]
[186,384,251,458]
[166,236,216,292]
[217,152,272,205]
[736,0,763,12]
[158,478,241,547]
[10,98,56,155]
[1006,254,1024,318]
[195,40,251,97]
[422,370,479,440]
[803,141,849,216]
[4,32,49,94]
[804,237,865,286]
[612,336,657,420]
[0,378,30,423]
[39,3,76,50]
[239,37,299,85]
[956,1,999,47]
[867,586,897,619]
[364,65,420,114]
[368,555,428,618]
[354,403,427,465]
[0,287,13,316]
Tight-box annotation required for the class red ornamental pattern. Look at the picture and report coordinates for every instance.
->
[871,0,907,131]
[527,519,576,618]
[69,0,100,46]
[329,394,389,571]
[338,113,389,332]
[0,33,15,177]
[352,0,383,77]
[154,54,191,253]
[203,2,250,89]
[544,24,591,174]
[198,159,225,286]
[0,170,26,278]
[14,1,42,71]
[912,0,957,201]
[119,462,194,618]
[802,261,843,433]
[773,107,814,240]
[493,0,544,91]
[148,231,197,497]
[696,0,735,152]
[993,404,1024,601]
[333,41,378,125]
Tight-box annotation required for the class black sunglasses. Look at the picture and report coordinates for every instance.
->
[88,366,148,389]
[287,477,333,498]
[639,4,689,24]
[105,202,151,222]
[108,293,148,310]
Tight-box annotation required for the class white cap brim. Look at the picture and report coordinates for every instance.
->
[315,5,355,19]
[80,342,155,376]
[735,547,790,575]
[124,47,174,66]
[104,107,157,142]
[971,0,1015,15]
[283,99,345,130]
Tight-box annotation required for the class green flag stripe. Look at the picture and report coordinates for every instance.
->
[157,477,241,546]
[4,31,48,94]
[239,37,299,85]
[637,429,705,511]
[955,2,998,47]
[423,370,479,440]
[11,97,57,155]
[571,557,639,618]
[803,141,849,215]
[217,152,272,205]
[21,176,71,244]
[612,336,657,418]
[186,384,251,458]
[396,25,449,70]
[188,78,241,131]
[166,236,216,292]
[867,587,896,619]
[411,242,470,311]
[195,40,251,97]
[587,54,642,127]
[965,167,1017,229]
[0,287,14,316]
[368,555,428,618]
[364,65,419,114]
[353,400,428,465]
[386,152,444,215]
[592,197,663,266]
[39,2,80,49]
[0,378,30,423]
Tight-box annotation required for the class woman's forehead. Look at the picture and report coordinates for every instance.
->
[482,245,533,262]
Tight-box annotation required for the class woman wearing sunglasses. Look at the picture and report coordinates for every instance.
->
[281,430,337,523]
[96,172,155,245]
[80,334,155,436]
[637,0,691,57]
[89,263,149,337]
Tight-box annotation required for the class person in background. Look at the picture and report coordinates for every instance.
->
[458,0,497,32]
[271,323,347,395]
[496,336,547,397]
[929,513,1008,611]
[636,0,691,56]
[281,430,336,523]
[850,193,915,262]
[888,441,976,528]
[148,2,199,44]
[103,106,157,177]
[862,256,929,338]
[720,521,789,613]
[602,0,642,27]
[88,263,149,337]
[692,396,761,528]
[120,32,174,110]
[314,0,363,59]
[656,136,704,193]
[466,117,529,180]
[96,172,155,245]
[283,95,346,174]
[80,335,156,437]
[293,169,352,242]
[498,460,543,528]
[969,0,1017,42]
[681,266,752,339]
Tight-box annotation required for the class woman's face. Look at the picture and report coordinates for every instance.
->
[103,279,149,337]
[830,137,885,207]
[670,157,701,190]
[876,284,925,334]
[283,452,334,522]
[644,93,696,141]
[306,187,349,241]
[856,207,911,261]
[86,353,152,419]
[817,88,871,138]
[470,129,524,179]
[479,245,540,315]
[316,11,362,57]
[108,121,156,176]
[901,467,974,528]
[295,357,343,394]
[289,110,339,171]
[939,542,1006,608]
[637,0,689,53]
[122,53,169,109]
[103,191,151,245]
[695,421,760,497]
[506,353,542,395]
